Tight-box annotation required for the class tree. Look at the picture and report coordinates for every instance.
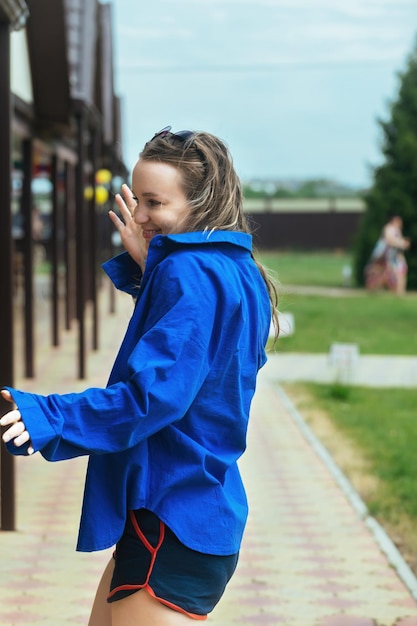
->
[354,38,417,290]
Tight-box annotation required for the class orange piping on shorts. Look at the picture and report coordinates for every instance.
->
[146,584,207,621]
[107,512,208,620]
[128,509,165,586]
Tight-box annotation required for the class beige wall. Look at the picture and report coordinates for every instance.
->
[11,28,32,103]
[243,197,365,214]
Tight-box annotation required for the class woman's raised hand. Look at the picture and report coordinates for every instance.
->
[109,184,147,272]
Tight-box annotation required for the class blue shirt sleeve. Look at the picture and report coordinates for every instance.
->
[102,252,143,296]
[4,259,220,462]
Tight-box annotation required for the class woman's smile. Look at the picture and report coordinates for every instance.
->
[131,160,190,248]
[142,228,162,241]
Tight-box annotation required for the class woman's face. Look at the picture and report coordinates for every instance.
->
[131,159,190,249]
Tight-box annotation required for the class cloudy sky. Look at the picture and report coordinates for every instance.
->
[111,0,417,188]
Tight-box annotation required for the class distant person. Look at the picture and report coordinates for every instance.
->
[365,214,410,294]
[1,126,279,625]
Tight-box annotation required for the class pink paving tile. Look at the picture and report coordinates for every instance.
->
[312,582,356,593]
[390,597,417,608]
[380,581,414,593]
[395,619,417,626]
[276,518,324,527]
[242,555,274,564]
[12,578,54,590]
[12,566,56,576]
[232,581,274,591]
[0,611,42,623]
[70,596,95,608]
[313,597,362,609]
[299,567,349,578]
[242,540,272,549]
[239,612,288,624]
[68,615,91,624]
[294,542,330,550]
[300,554,343,564]
[234,566,278,577]
[6,594,40,606]
[361,554,391,565]
[286,531,329,539]
[237,596,288,606]
[320,617,376,626]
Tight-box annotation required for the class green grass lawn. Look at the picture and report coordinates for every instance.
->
[273,292,417,354]
[257,251,417,355]
[258,250,353,288]
[303,383,417,518]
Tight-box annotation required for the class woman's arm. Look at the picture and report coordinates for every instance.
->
[1,264,218,462]
[384,224,410,250]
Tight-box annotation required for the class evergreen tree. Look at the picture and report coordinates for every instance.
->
[354,38,417,289]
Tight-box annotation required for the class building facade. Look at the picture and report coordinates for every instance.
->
[1,0,125,530]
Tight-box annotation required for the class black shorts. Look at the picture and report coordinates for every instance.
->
[107,509,239,620]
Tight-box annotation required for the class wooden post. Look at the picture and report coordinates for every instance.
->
[89,129,99,351]
[0,20,15,531]
[21,137,35,377]
[51,154,60,347]
[75,108,86,379]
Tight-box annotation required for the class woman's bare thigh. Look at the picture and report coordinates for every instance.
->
[111,589,198,626]
[88,558,114,626]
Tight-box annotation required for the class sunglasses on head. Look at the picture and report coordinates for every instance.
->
[151,125,194,145]
[150,126,206,168]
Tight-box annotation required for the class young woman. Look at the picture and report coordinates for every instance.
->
[1,126,278,625]
[365,214,410,294]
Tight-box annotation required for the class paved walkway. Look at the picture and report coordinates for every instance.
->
[0,281,417,625]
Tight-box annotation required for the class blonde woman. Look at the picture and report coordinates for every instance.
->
[2,126,278,625]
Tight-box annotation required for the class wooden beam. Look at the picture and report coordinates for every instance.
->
[0,20,16,531]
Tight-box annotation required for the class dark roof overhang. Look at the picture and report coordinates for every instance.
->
[26,0,71,126]
[96,2,114,146]
[66,0,98,105]
[0,0,29,29]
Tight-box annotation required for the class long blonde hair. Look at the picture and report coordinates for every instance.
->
[140,129,279,336]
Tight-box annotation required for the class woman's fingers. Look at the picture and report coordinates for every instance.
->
[1,415,24,441]
[114,194,131,222]
[1,389,14,403]
[108,209,124,232]
[108,183,147,271]
[121,183,136,210]
[115,184,137,222]
[13,429,30,447]
[0,409,21,426]
[1,410,34,454]
[110,187,137,233]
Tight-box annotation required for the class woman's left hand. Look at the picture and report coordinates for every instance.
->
[109,184,147,272]
[0,390,34,455]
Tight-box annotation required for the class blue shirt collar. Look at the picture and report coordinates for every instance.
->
[149,230,252,252]
[102,231,253,298]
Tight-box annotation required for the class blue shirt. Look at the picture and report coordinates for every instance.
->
[6,231,271,555]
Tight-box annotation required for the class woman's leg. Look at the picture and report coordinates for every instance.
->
[88,558,114,626]
[111,589,199,626]
[396,259,407,295]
